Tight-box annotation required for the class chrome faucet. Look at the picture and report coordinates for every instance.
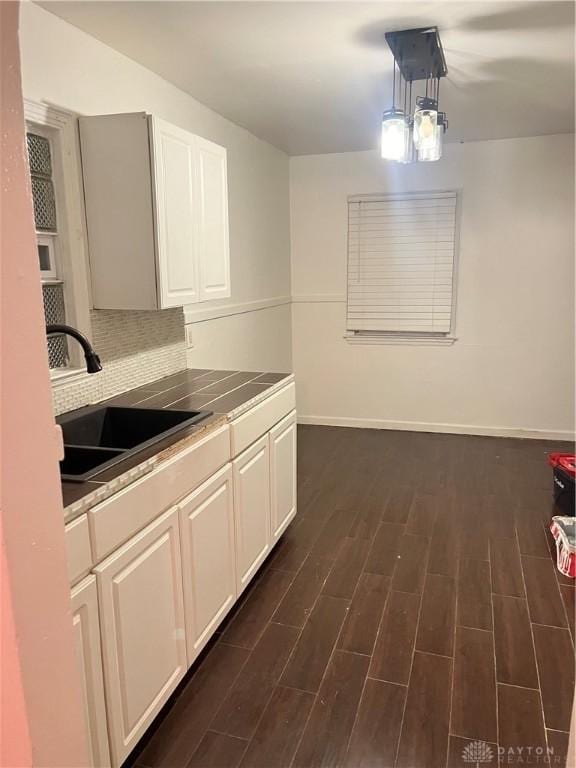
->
[46,324,102,374]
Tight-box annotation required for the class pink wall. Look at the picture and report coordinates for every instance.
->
[0,2,88,765]
[0,521,32,767]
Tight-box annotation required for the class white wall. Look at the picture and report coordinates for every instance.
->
[19,5,574,434]
[291,135,575,439]
[185,302,292,372]
[19,3,292,375]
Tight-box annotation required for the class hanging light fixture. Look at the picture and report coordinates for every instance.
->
[381,27,448,164]
[381,58,410,162]
[381,110,409,161]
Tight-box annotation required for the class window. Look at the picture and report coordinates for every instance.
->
[26,128,70,369]
[346,191,459,343]
[24,100,92,383]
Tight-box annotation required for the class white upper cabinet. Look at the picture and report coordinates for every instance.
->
[194,135,230,302]
[79,113,230,310]
[149,117,200,307]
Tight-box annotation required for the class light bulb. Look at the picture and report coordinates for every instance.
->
[413,102,439,151]
[419,114,435,140]
[418,123,443,162]
[381,111,409,162]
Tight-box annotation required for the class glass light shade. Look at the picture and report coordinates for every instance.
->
[413,107,438,151]
[381,112,410,162]
[417,122,443,162]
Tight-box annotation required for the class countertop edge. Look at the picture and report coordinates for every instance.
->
[62,374,295,523]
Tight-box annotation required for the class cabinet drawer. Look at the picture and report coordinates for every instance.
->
[230,382,295,457]
[65,514,93,586]
[89,425,230,562]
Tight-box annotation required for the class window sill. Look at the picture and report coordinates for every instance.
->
[344,333,458,347]
[50,367,87,388]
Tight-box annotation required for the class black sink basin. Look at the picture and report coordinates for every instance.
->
[60,446,126,477]
[58,406,212,482]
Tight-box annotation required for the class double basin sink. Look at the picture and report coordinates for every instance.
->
[58,405,212,482]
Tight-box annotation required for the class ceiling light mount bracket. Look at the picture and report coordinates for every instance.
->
[384,26,447,82]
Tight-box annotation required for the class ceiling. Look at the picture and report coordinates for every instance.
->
[40,1,575,155]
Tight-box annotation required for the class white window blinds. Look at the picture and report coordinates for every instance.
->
[347,191,458,334]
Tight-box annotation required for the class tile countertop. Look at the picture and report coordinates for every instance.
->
[61,369,293,523]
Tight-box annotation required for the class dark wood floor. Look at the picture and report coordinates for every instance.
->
[131,426,575,768]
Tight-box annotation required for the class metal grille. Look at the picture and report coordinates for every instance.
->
[42,283,69,368]
[29,132,68,368]
[31,176,57,231]
[27,133,52,176]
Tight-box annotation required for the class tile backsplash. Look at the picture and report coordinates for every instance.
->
[52,308,186,415]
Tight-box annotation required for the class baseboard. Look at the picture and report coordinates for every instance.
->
[297,414,575,442]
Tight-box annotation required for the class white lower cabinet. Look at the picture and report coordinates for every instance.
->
[233,434,271,595]
[70,576,111,768]
[269,410,297,544]
[94,507,187,767]
[72,395,299,767]
[179,464,236,666]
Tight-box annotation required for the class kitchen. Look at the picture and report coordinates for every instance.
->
[1,2,575,768]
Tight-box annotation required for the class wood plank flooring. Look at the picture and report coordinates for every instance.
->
[131,426,574,768]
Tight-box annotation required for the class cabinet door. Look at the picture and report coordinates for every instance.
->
[194,136,230,302]
[94,507,186,767]
[179,465,236,666]
[269,411,298,544]
[79,113,159,310]
[233,435,271,595]
[70,576,111,768]
[149,117,200,308]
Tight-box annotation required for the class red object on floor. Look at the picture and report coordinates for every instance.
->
[550,516,576,579]
[548,453,576,478]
